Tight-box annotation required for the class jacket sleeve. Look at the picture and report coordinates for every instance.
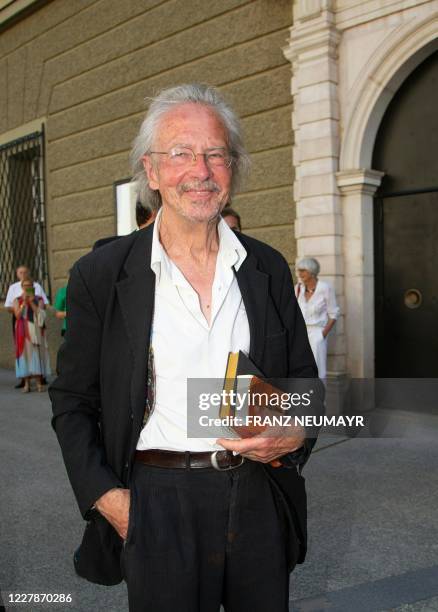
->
[277,260,325,470]
[49,263,123,518]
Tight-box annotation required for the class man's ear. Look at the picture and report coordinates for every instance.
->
[142,155,159,191]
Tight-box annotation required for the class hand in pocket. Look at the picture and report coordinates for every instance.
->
[95,488,131,540]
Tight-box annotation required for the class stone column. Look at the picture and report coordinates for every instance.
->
[336,169,384,378]
[284,1,344,375]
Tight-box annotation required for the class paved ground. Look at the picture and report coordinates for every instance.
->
[0,368,437,612]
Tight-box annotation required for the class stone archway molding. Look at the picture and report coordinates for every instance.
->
[341,12,438,170]
[338,10,438,377]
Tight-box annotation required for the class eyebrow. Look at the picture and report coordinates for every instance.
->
[168,143,228,150]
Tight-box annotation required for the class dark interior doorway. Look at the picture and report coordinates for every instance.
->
[373,50,438,377]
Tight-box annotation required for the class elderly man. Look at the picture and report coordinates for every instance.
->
[50,84,320,612]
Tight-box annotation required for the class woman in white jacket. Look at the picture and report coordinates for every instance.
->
[295,258,340,380]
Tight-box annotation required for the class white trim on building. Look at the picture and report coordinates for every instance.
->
[284,0,438,377]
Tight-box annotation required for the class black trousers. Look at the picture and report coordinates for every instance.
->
[122,459,290,612]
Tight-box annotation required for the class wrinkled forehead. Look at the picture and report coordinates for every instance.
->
[153,102,229,149]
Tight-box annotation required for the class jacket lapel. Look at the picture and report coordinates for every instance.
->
[235,250,269,367]
[115,225,155,418]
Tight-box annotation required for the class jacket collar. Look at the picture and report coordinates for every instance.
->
[115,225,155,359]
[234,248,268,366]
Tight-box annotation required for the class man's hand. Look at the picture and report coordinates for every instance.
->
[216,426,305,464]
[95,488,130,540]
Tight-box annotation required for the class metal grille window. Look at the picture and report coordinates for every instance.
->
[0,128,49,300]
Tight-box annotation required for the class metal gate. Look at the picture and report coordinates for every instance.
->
[0,128,49,299]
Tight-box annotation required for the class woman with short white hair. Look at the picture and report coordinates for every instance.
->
[295,257,340,379]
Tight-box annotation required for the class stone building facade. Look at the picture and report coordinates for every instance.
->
[284,0,438,378]
[0,0,296,367]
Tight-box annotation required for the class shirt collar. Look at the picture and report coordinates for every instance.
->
[216,215,247,272]
[150,209,247,283]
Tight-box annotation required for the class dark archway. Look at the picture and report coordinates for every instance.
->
[373,50,438,377]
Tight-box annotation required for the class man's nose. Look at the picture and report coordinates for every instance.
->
[191,153,212,179]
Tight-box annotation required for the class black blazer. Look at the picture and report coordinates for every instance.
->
[49,223,321,585]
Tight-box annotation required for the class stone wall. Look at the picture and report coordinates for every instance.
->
[0,0,296,300]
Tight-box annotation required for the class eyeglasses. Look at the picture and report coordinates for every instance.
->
[149,146,233,168]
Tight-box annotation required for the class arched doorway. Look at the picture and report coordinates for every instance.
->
[373,50,438,377]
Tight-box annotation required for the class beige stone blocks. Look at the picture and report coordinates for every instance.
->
[48,115,140,171]
[49,1,292,114]
[299,81,337,105]
[233,187,295,229]
[297,97,339,124]
[295,55,338,88]
[299,172,338,197]
[247,225,296,265]
[6,47,26,129]
[295,212,342,237]
[298,157,338,177]
[243,105,293,154]
[50,153,130,199]
[52,216,115,252]
[331,314,344,335]
[327,354,346,374]
[50,187,114,226]
[51,248,89,281]
[344,274,374,377]
[296,195,341,217]
[327,331,346,356]
[297,235,342,257]
[247,147,294,193]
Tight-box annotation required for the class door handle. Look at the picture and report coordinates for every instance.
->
[404,288,422,309]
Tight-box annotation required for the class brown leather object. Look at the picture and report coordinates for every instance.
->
[135,449,245,470]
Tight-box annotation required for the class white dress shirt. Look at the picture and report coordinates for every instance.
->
[295,279,340,327]
[137,211,250,452]
[4,282,49,307]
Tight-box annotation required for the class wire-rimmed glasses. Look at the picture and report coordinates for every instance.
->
[149,146,233,168]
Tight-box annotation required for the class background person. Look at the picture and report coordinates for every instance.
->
[295,257,340,380]
[222,205,241,231]
[4,265,49,388]
[93,202,158,250]
[13,277,51,392]
[54,284,68,337]
[135,200,157,228]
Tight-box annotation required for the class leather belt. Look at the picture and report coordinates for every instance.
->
[135,449,245,471]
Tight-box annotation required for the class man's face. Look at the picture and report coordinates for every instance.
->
[16,266,29,281]
[142,103,232,223]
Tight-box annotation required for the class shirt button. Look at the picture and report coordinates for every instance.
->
[130,412,134,420]
[124,462,129,469]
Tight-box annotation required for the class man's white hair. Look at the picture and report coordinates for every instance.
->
[130,83,250,209]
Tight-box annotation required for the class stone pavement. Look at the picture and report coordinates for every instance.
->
[0,368,437,612]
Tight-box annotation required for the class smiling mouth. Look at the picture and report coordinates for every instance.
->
[179,180,221,195]
[184,189,216,197]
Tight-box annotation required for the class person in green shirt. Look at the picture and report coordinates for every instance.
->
[54,285,67,336]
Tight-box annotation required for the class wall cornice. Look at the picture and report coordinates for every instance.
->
[0,0,51,33]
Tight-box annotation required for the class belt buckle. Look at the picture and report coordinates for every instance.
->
[210,450,245,471]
